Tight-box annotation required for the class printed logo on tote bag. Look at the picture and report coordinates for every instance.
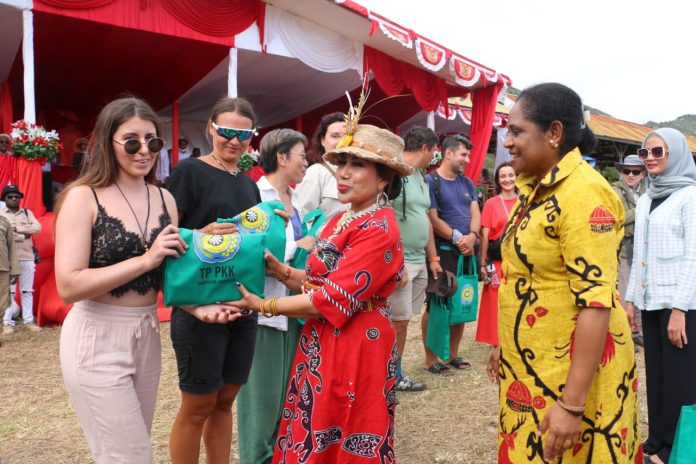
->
[193,231,242,264]
[235,206,270,233]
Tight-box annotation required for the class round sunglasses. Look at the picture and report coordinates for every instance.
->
[211,122,256,142]
[113,137,165,155]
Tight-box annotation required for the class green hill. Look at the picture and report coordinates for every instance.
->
[646,114,696,136]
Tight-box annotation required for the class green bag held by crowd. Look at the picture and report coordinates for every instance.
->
[224,200,287,263]
[289,208,326,271]
[451,254,479,324]
[162,201,286,307]
[426,253,479,360]
[670,404,696,464]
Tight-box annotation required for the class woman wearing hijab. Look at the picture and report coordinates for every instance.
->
[624,128,696,464]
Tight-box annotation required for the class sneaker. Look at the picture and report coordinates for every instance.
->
[395,375,427,392]
[3,325,16,336]
[25,322,42,332]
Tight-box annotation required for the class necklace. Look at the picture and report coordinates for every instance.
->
[115,182,151,251]
[333,202,380,236]
[211,153,240,176]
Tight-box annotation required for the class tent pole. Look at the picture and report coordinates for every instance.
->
[22,9,35,123]
[228,48,238,98]
[172,101,180,167]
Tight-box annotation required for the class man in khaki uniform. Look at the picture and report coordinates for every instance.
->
[0,210,19,339]
[1,185,41,334]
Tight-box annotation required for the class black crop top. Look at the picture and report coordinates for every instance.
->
[89,187,171,297]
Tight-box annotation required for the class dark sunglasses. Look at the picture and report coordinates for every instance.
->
[622,168,643,176]
[4,194,21,200]
[113,137,165,155]
[637,146,666,160]
[211,122,256,142]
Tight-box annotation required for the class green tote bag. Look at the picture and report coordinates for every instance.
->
[289,208,326,271]
[670,404,696,464]
[451,255,479,324]
[163,230,266,306]
[163,201,286,307]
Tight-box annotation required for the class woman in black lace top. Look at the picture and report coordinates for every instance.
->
[54,97,240,464]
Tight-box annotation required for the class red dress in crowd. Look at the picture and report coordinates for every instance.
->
[476,195,517,346]
[273,207,403,464]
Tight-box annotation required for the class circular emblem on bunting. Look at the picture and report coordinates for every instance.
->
[460,284,475,305]
[193,231,241,264]
[236,206,270,233]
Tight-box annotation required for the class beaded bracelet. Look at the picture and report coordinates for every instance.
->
[557,396,585,417]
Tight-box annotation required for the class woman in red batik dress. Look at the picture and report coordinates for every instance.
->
[229,123,413,463]
[476,162,517,346]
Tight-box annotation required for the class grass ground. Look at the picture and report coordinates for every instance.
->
[0,316,647,463]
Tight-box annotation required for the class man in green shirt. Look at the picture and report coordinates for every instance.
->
[390,126,442,391]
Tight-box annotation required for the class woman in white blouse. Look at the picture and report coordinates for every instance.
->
[295,112,348,219]
[236,128,315,464]
[625,127,696,464]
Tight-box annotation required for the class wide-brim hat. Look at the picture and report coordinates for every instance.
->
[614,154,645,170]
[323,124,414,176]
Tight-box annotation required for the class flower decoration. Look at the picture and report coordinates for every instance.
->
[428,149,443,167]
[336,134,352,150]
[10,120,61,162]
[238,146,260,172]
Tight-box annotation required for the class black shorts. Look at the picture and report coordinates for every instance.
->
[426,238,473,312]
[170,307,258,393]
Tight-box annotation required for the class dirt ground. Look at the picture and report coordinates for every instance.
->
[0,316,648,463]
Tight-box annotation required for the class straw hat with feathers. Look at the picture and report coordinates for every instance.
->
[323,79,413,177]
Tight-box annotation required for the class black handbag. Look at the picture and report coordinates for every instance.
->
[487,237,502,261]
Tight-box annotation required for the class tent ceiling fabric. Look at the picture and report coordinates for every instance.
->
[163,49,362,129]
[0,3,23,83]
[8,12,230,122]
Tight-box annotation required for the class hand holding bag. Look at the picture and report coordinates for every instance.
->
[163,201,286,307]
[289,208,325,271]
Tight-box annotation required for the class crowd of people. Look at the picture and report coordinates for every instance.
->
[1,80,695,464]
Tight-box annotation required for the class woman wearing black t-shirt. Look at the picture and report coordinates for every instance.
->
[167,97,262,464]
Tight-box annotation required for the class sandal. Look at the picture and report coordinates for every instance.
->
[424,362,452,376]
[448,357,472,370]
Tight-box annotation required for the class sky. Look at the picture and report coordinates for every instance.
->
[357,0,695,125]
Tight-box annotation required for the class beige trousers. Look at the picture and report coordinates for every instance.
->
[60,300,160,464]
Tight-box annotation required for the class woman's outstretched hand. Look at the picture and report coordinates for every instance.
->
[226,282,263,313]
[187,303,247,324]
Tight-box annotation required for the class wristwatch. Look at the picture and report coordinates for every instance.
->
[428,256,441,263]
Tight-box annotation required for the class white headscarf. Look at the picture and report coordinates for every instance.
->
[644,127,696,199]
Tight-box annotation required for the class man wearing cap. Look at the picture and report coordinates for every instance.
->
[389,126,443,392]
[422,135,480,375]
[1,185,42,334]
[612,154,647,345]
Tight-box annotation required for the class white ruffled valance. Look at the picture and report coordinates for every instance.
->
[265,4,362,74]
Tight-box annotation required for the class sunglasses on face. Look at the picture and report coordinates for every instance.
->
[622,168,643,176]
[5,195,20,200]
[637,146,666,160]
[113,137,164,155]
[211,122,256,142]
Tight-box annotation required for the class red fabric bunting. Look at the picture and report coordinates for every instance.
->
[37,0,115,8]
[364,47,448,112]
[16,159,46,217]
[0,82,14,134]
[160,0,257,37]
[0,156,18,188]
[465,82,504,183]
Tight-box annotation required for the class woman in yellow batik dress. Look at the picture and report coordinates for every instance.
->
[491,83,639,463]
